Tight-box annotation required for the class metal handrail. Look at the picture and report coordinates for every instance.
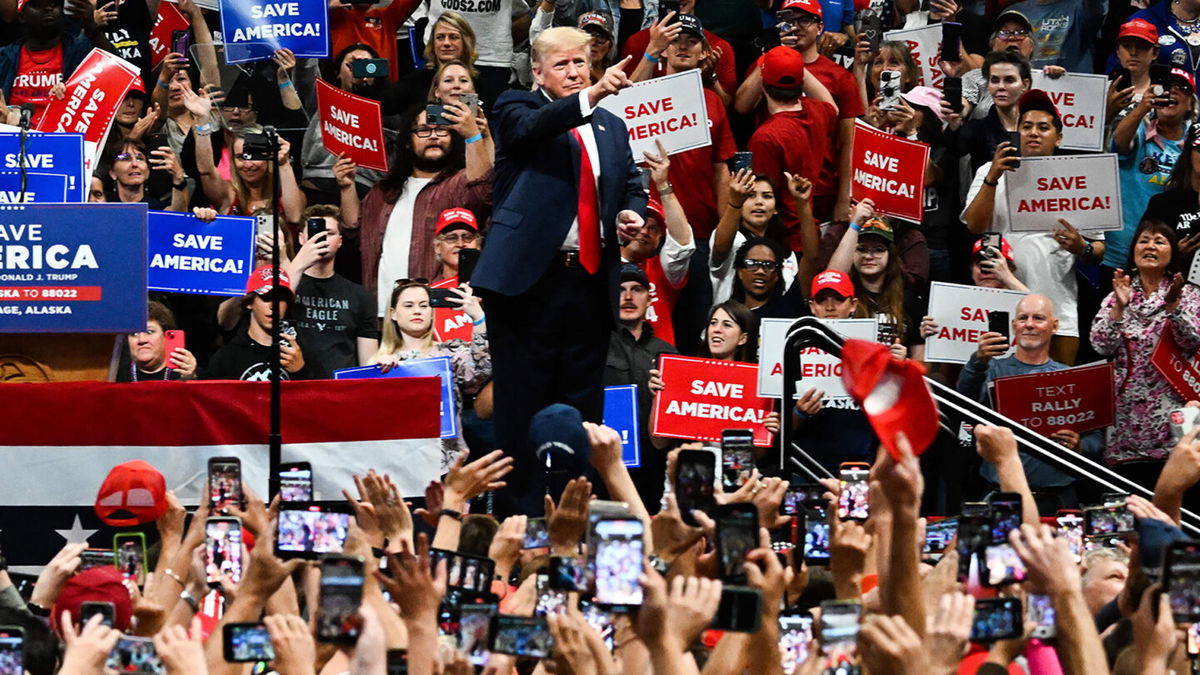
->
[778,316,1200,536]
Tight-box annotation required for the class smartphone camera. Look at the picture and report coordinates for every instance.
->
[548,555,587,592]
[0,628,21,675]
[837,463,870,521]
[316,556,365,644]
[275,504,351,559]
[970,598,1023,642]
[106,636,164,674]
[818,601,862,671]
[223,623,275,663]
[675,449,716,526]
[879,70,901,110]
[206,517,244,585]
[278,463,313,502]
[779,612,813,673]
[490,616,553,658]
[721,429,755,493]
[590,518,645,609]
[1028,594,1056,640]
[523,517,550,550]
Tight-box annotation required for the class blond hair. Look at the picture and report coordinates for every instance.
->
[424,12,478,68]
[532,27,593,68]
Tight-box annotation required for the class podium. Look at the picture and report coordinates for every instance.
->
[0,334,120,382]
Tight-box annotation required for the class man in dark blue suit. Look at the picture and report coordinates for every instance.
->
[472,26,648,514]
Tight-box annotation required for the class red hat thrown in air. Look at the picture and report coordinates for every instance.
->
[840,338,939,458]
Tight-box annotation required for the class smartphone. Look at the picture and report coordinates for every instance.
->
[1189,623,1200,657]
[523,517,550,549]
[106,636,163,674]
[548,555,586,591]
[1084,502,1135,537]
[275,503,352,559]
[431,549,495,591]
[457,91,479,114]
[535,573,568,616]
[721,429,755,492]
[659,0,680,18]
[923,517,958,561]
[578,601,616,651]
[987,311,1010,342]
[425,104,449,126]
[205,517,244,585]
[837,462,870,522]
[589,517,645,610]
[316,556,365,644]
[170,29,191,59]
[982,541,1027,587]
[941,21,962,61]
[457,248,480,285]
[943,76,963,114]
[779,612,814,673]
[711,586,762,632]
[970,597,1023,642]
[114,532,147,587]
[79,601,115,628]
[306,216,327,241]
[162,329,185,368]
[490,615,553,658]
[675,449,716,527]
[0,628,21,675]
[278,462,313,502]
[818,600,862,673]
[957,502,991,583]
[351,58,389,79]
[386,649,407,675]
[716,503,758,583]
[1151,64,1172,106]
[728,151,753,174]
[1007,129,1021,168]
[879,70,901,110]
[639,166,652,191]
[223,623,275,663]
[459,603,494,666]
[861,9,882,52]
[208,456,242,516]
[983,232,1003,254]
[80,548,115,571]
[783,483,823,517]
[429,287,455,309]
[1055,511,1084,564]
[803,503,831,566]
[145,132,168,151]
[1028,594,1056,640]
[1111,66,1132,92]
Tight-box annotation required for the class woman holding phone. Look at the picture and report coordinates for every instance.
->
[117,301,197,381]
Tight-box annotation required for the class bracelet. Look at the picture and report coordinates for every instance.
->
[278,79,292,89]
[156,79,169,90]
[473,315,486,326]
[172,179,188,191]
[982,176,999,187]
[26,602,49,618]
[464,132,483,144]
[179,590,199,613]
[439,508,463,522]
[163,568,185,586]
[657,183,673,196]
[194,123,213,137]
[849,221,861,231]
[644,51,658,63]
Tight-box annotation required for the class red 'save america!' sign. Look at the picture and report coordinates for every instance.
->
[651,355,776,447]
[316,79,388,171]
[850,120,929,222]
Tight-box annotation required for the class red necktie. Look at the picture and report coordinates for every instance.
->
[571,128,601,274]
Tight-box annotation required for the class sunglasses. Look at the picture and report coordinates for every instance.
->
[741,259,780,271]
[996,29,1030,39]
[394,277,430,287]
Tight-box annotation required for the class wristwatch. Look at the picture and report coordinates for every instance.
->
[1083,241,1094,259]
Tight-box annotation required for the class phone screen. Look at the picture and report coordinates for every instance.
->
[224,623,275,662]
[983,543,1027,586]
[208,458,242,515]
[779,613,813,673]
[970,598,1022,642]
[317,557,364,644]
[1084,503,1135,536]
[0,629,21,675]
[490,616,553,658]
[1056,513,1084,563]
[278,465,313,502]
[276,505,351,558]
[989,496,1021,543]
[206,518,244,585]
[721,430,755,492]
[106,636,164,674]
[716,505,758,583]
[80,548,115,571]
[956,505,990,583]
[837,464,870,521]
[535,574,567,616]
[523,517,550,549]
[819,601,862,671]
[459,604,494,666]
[80,602,115,627]
[114,534,146,587]
[1028,594,1056,639]
[432,549,495,591]
[923,517,958,558]
[783,483,822,516]
[591,518,644,608]
[675,449,716,526]
[549,555,586,592]
[1166,542,1200,623]
[803,504,831,565]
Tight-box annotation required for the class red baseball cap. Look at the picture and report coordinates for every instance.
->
[645,198,665,224]
[246,265,293,297]
[972,237,1015,262]
[1170,67,1196,94]
[94,460,167,527]
[840,339,939,459]
[781,0,821,17]
[52,567,133,634]
[761,46,806,89]
[1118,18,1158,45]
[811,269,855,298]
[436,207,479,235]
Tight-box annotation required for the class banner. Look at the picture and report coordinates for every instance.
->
[430,277,472,342]
[0,132,86,202]
[147,210,256,296]
[1003,154,1122,232]
[883,24,943,89]
[0,378,440,571]
[218,0,330,63]
[35,49,140,152]
[1152,330,1200,402]
[651,355,776,447]
[148,1,191,69]
[334,357,457,439]
[924,282,1028,364]
[596,69,711,158]
[757,317,877,400]
[992,362,1115,433]
[0,203,147,333]
[0,171,68,203]
[850,120,929,222]
[315,80,388,171]
[603,385,641,468]
[1030,70,1108,152]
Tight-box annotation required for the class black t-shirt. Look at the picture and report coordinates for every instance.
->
[102,0,154,83]
[293,273,380,379]
[1143,188,1200,269]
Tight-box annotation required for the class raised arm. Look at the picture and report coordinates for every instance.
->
[179,87,232,212]
[631,13,681,82]
[785,172,821,293]
[712,168,752,265]
[974,425,1039,527]
[876,432,927,639]
[826,199,876,273]
[963,145,1018,235]
[443,98,492,182]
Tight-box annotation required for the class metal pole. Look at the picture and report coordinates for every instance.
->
[266,126,282,501]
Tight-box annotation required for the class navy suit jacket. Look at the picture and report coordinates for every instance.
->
[472,88,647,303]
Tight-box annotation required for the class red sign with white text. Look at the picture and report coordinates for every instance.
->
[992,362,1115,434]
[1152,330,1200,402]
[651,355,776,447]
[316,79,388,171]
[148,1,191,69]
[35,49,140,149]
[431,277,472,343]
[850,120,929,222]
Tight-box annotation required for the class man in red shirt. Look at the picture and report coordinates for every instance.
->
[734,0,862,223]
[329,0,421,82]
[0,0,110,119]
[620,0,736,100]
[748,46,839,251]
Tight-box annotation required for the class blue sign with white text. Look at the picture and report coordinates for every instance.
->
[334,358,457,439]
[604,384,641,467]
[0,133,86,202]
[0,203,147,332]
[147,210,256,296]
[0,172,67,203]
[218,0,330,63]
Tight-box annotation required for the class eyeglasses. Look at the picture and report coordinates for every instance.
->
[115,152,147,163]
[437,231,478,244]
[411,126,452,138]
[222,105,253,113]
[855,246,888,256]
[741,259,780,271]
[995,29,1030,39]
